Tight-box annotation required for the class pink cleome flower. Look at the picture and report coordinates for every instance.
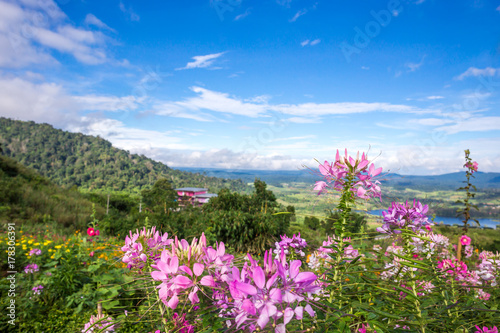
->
[460,235,472,246]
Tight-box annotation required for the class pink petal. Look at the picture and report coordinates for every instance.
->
[305,304,315,317]
[168,256,179,274]
[295,272,317,285]
[151,271,167,281]
[270,288,282,302]
[284,307,294,325]
[289,260,301,279]
[275,324,286,333]
[193,263,204,277]
[200,275,215,287]
[253,266,266,289]
[179,265,193,276]
[266,272,278,289]
[294,306,303,320]
[174,275,193,289]
[235,281,257,296]
[257,312,269,329]
[167,294,179,309]
[242,299,256,316]
[181,239,189,250]
[188,288,199,304]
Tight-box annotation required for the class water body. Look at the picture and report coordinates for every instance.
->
[368,209,500,229]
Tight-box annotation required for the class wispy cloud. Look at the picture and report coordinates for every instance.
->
[119,2,140,21]
[149,86,422,122]
[84,14,116,32]
[406,55,426,72]
[427,95,444,100]
[301,39,320,47]
[176,52,226,70]
[456,67,500,80]
[234,8,251,21]
[289,9,307,22]
[310,39,321,46]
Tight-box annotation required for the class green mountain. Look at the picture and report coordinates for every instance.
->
[0,117,248,194]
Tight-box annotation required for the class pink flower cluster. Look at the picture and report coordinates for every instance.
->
[273,233,307,258]
[121,226,173,270]
[24,263,39,274]
[87,227,100,237]
[465,161,479,173]
[376,200,431,234]
[81,314,115,333]
[122,227,321,333]
[475,326,498,333]
[219,250,320,332]
[29,248,42,256]
[32,285,43,295]
[308,236,359,271]
[314,149,382,200]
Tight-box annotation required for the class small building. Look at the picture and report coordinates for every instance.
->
[175,187,218,206]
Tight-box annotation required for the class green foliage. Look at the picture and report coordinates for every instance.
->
[322,210,367,235]
[141,177,178,214]
[304,215,321,230]
[202,179,292,253]
[0,117,249,194]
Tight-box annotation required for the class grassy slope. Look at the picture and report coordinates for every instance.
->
[0,154,100,233]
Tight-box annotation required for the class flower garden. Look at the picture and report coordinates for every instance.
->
[2,149,499,332]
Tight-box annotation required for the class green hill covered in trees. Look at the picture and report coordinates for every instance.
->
[0,117,248,194]
[0,153,99,231]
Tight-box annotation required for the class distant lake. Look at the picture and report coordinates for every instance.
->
[368,209,500,229]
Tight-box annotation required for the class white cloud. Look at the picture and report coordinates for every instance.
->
[289,9,307,22]
[406,55,426,72]
[150,86,423,122]
[0,0,111,67]
[119,2,140,21]
[84,14,115,32]
[73,94,143,112]
[176,52,225,70]
[301,39,309,47]
[456,67,499,80]
[427,95,444,100]
[310,39,321,46]
[234,8,251,21]
[411,118,454,126]
[361,66,370,70]
[437,116,500,134]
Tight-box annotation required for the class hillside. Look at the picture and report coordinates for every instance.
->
[0,118,248,194]
[0,154,100,231]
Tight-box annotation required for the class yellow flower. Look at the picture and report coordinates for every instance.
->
[34,242,40,246]
[65,249,70,252]
[55,245,62,249]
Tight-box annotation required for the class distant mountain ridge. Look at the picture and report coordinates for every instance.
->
[0,118,248,194]
[177,167,500,190]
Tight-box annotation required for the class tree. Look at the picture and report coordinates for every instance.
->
[141,178,178,214]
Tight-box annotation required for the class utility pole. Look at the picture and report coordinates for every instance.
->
[106,194,110,215]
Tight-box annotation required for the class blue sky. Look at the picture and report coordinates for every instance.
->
[1,0,500,175]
